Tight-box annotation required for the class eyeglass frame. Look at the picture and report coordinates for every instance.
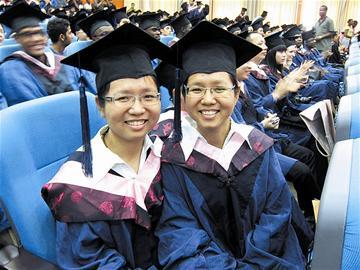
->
[183,85,237,98]
[98,92,161,107]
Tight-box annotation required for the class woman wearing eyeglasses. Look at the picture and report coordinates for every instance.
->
[155,21,313,269]
[42,24,173,269]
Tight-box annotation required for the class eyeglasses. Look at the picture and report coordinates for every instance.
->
[184,85,236,98]
[100,92,161,107]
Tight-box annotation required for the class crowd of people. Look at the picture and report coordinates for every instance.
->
[0,0,357,269]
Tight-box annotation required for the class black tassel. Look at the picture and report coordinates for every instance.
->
[172,67,182,143]
[77,53,93,177]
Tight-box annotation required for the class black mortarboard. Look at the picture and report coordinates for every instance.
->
[170,14,191,35]
[283,38,296,48]
[61,23,174,176]
[78,10,114,38]
[283,25,301,39]
[136,12,161,30]
[263,23,270,33]
[0,2,49,32]
[227,22,241,34]
[171,21,261,142]
[160,18,172,29]
[172,21,261,83]
[302,29,315,41]
[241,7,247,12]
[251,17,264,31]
[155,62,186,94]
[265,30,285,50]
[261,10,268,17]
[111,7,127,25]
[70,10,88,33]
[51,8,68,19]
[212,18,228,28]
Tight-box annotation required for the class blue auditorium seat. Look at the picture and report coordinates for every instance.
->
[0,44,21,62]
[0,92,106,267]
[345,74,360,95]
[1,38,17,46]
[312,138,360,270]
[346,64,360,76]
[336,92,360,142]
[63,40,93,56]
[160,35,176,46]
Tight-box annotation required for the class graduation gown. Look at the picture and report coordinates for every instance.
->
[244,72,311,146]
[42,128,164,269]
[155,121,313,269]
[0,51,73,106]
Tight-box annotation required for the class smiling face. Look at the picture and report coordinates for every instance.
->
[96,76,161,145]
[15,25,47,57]
[183,72,239,142]
[286,45,297,61]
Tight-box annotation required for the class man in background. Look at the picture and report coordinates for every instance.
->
[313,5,335,52]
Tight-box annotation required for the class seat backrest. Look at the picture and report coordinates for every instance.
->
[312,139,359,270]
[63,40,93,56]
[1,38,17,46]
[0,92,106,264]
[345,74,360,95]
[336,92,360,142]
[0,44,22,62]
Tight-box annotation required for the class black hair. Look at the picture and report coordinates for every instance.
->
[320,5,328,11]
[266,45,286,76]
[47,17,70,43]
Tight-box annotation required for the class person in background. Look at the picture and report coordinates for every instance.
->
[341,19,353,50]
[136,12,161,40]
[235,7,249,22]
[0,2,73,107]
[78,10,114,41]
[110,6,130,28]
[47,17,73,55]
[0,23,4,44]
[170,13,192,39]
[313,5,335,52]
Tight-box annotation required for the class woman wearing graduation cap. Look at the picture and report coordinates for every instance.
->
[155,21,313,269]
[41,23,173,269]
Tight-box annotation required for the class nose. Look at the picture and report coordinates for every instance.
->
[201,89,216,104]
[129,97,146,114]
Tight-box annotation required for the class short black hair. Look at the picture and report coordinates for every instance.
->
[320,5,328,11]
[47,17,70,43]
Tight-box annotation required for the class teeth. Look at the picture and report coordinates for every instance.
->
[126,120,146,126]
[201,110,217,115]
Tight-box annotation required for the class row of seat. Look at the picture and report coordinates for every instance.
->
[312,39,360,270]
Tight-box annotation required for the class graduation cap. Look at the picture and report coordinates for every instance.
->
[160,17,172,29]
[283,38,296,48]
[265,30,285,50]
[70,10,88,33]
[251,17,264,31]
[170,14,191,35]
[61,23,174,176]
[227,22,241,34]
[241,7,247,12]
[263,23,270,33]
[283,25,301,39]
[136,12,161,30]
[155,62,186,95]
[51,8,68,19]
[212,18,229,28]
[302,29,315,41]
[238,30,248,39]
[170,21,262,141]
[0,2,50,33]
[111,7,127,25]
[261,11,268,17]
[78,10,114,38]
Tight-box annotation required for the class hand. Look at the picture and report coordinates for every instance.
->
[261,113,280,129]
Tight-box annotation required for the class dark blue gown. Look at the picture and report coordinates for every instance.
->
[155,124,313,269]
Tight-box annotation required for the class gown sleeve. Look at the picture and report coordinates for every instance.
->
[239,148,306,269]
[155,164,238,270]
[56,221,130,270]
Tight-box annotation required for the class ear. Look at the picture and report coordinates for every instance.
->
[59,33,65,42]
[95,96,105,118]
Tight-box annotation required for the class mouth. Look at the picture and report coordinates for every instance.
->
[199,110,219,119]
[125,119,148,129]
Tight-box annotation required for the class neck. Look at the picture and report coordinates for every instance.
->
[198,120,231,149]
[33,54,47,64]
[52,42,65,54]
[105,130,145,173]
